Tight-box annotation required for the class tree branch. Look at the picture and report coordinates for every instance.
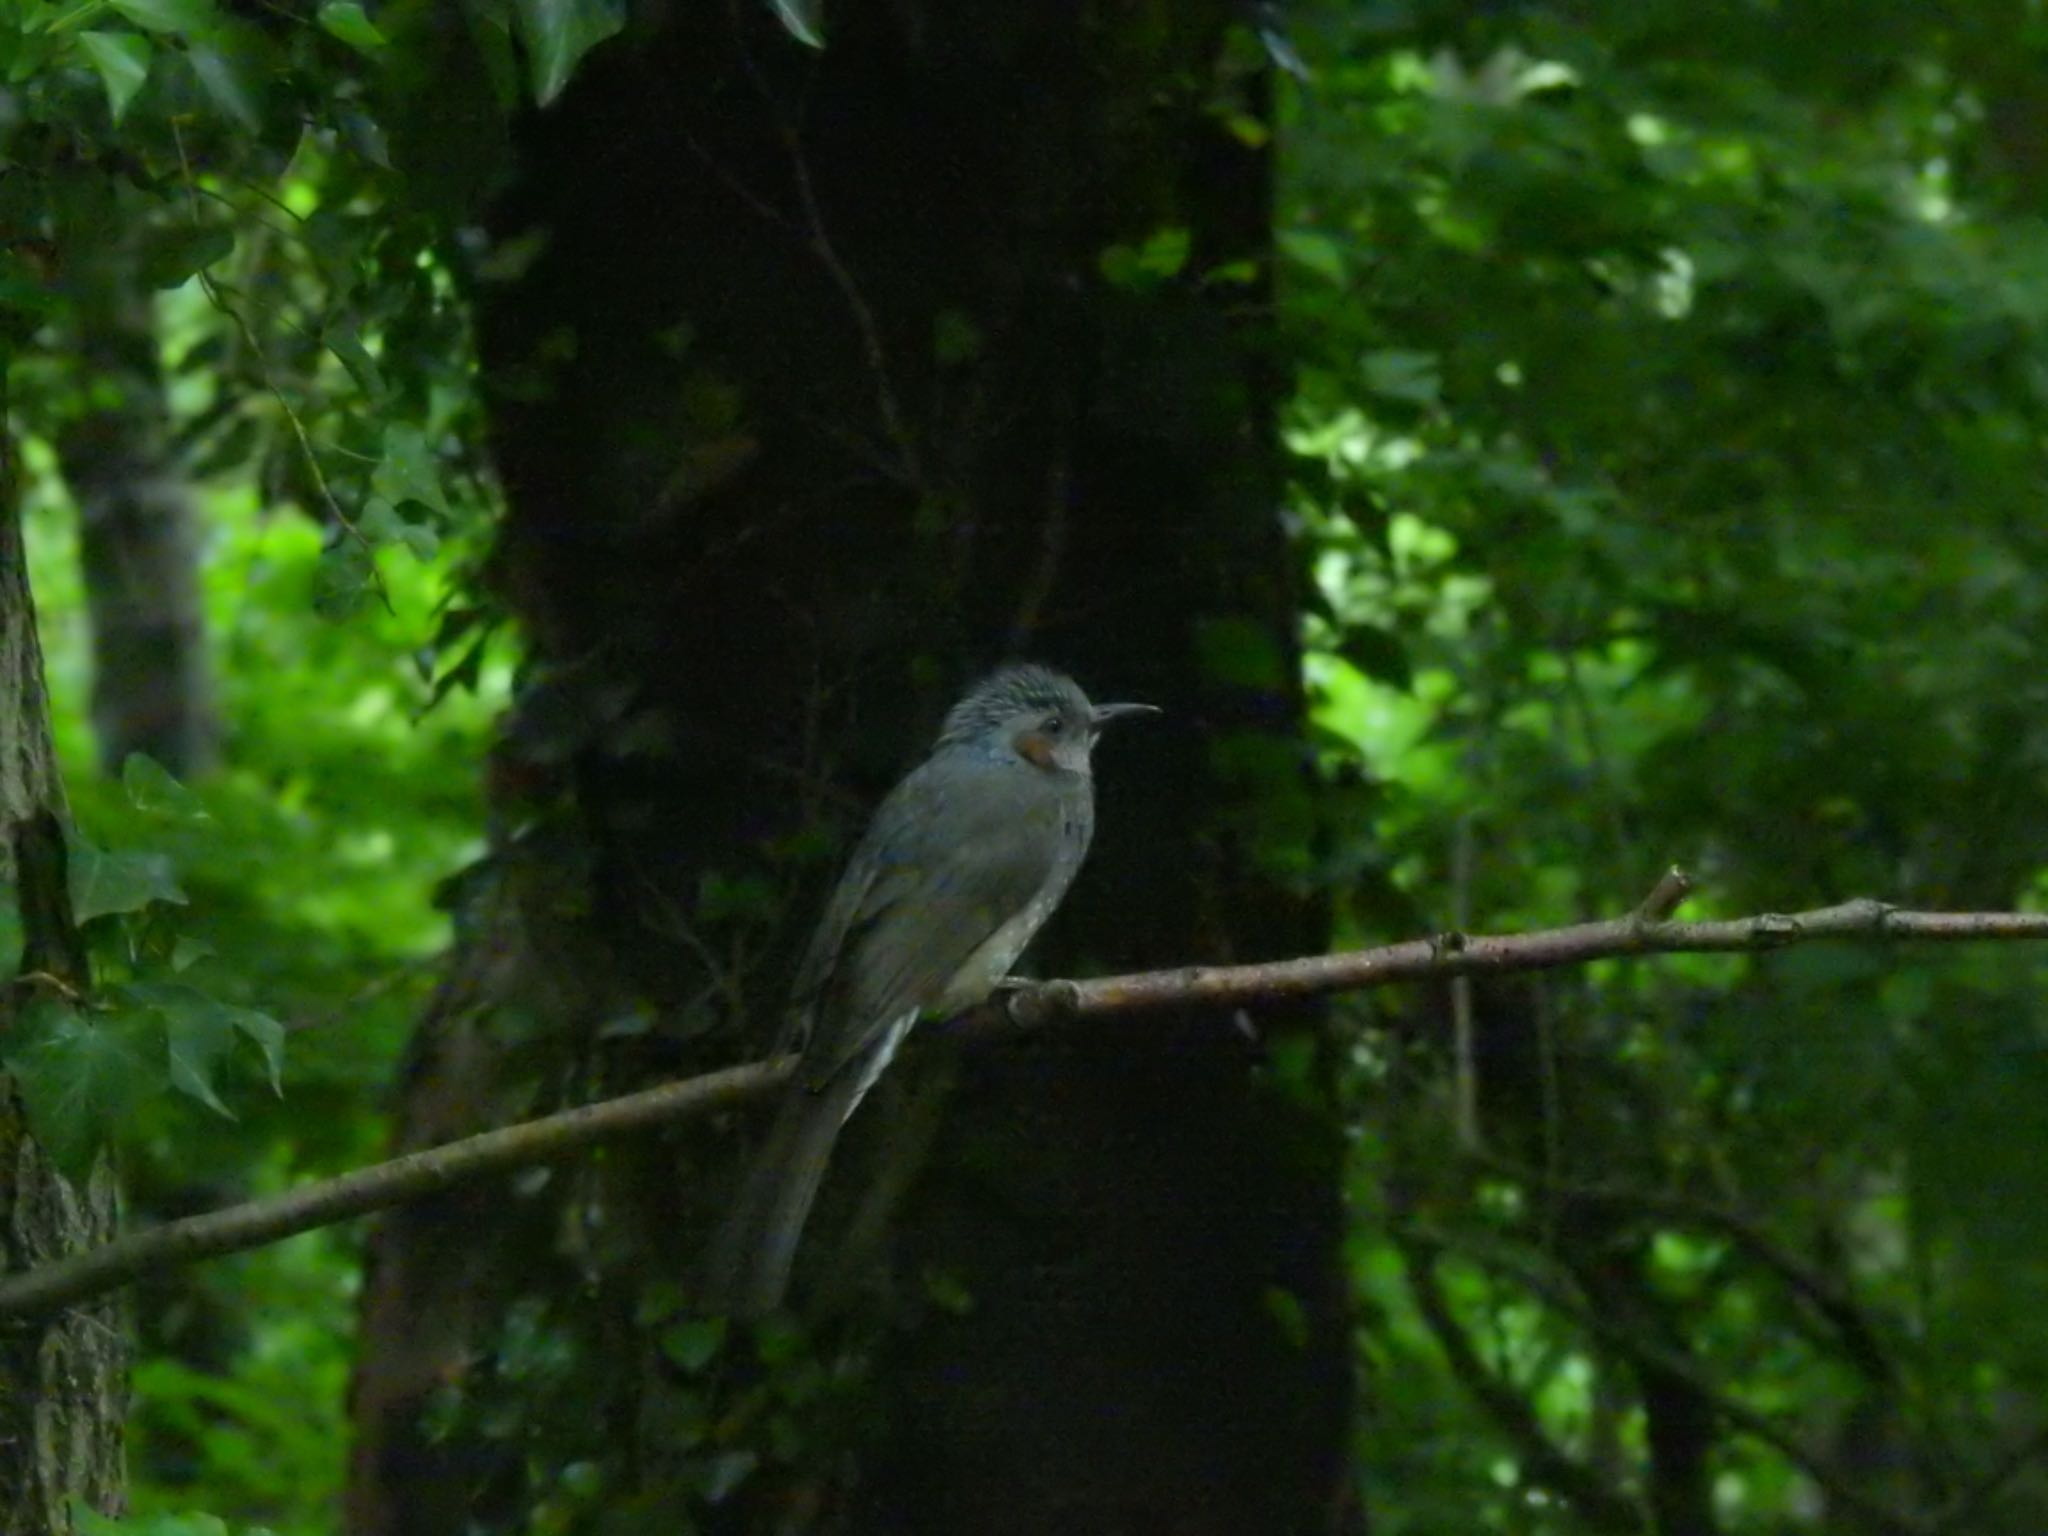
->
[0,1060,793,1322]
[6,881,2048,1320]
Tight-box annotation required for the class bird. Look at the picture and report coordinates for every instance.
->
[701,664,1157,1316]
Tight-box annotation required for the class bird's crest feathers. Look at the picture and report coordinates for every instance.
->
[937,664,1090,747]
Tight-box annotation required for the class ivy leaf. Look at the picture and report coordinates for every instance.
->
[67,830,186,923]
[372,423,449,516]
[76,31,151,122]
[133,983,288,1101]
[313,537,375,620]
[1,999,163,1180]
[362,497,440,561]
[316,1,386,54]
[509,0,624,106]
[123,752,209,821]
[163,996,237,1117]
[108,0,217,35]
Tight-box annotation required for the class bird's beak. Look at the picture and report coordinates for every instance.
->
[1090,702,1161,732]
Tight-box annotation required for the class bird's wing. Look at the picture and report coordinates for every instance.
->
[800,751,1070,1086]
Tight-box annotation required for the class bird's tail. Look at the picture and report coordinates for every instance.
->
[700,1069,865,1317]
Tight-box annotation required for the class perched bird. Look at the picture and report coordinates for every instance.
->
[702,664,1156,1316]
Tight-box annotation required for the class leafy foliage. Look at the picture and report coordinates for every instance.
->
[1283,2,2048,1528]
[8,0,2048,1530]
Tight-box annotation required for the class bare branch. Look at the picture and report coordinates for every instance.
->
[975,893,2048,1035]
[6,878,2048,1320]
[0,1060,792,1322]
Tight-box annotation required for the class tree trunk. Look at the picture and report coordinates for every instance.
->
[54,252,216,779]
[350,5,1355,1530]
[52,234,215,786]
[0,401,127,1535]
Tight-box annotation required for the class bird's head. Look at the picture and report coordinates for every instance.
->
[939,664,1158,776]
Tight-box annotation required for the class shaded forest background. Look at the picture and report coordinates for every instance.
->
[5,0,2048,1532]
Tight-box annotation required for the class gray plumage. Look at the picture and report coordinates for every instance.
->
[701,665,1155,1316]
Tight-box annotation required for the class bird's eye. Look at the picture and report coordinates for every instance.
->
[1040,714,1063,734]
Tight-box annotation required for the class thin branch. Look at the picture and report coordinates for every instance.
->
[7,880,2048,1319]
[1475,1162,1899,1388]
[975,894,2048,1035]
[0,1059,792,1322]
[1400,1236,1645,1533]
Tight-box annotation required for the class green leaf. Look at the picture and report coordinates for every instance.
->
[108,0,216,35]
[170,934,215,972]
[659,1316,727,1372]
[510,0,624,106]
[1337,624,1414,690]
[138,224,234,290]
[1278,228,1346,284]
[1360,349,1441,408]
[313,537,375,620]
[133,983,287,1100]
[765,0,821,48]
[163,995,237,1117]
[316,0,385,53]
[325,324,385,397]
[361,497,440,562]
[185,34,260,132]
[372,423,449,516]
[338,107,391,168]
[1,1000,163,1180]
[77,30,150,121]
[123,752,209,821]
[1098,226,1192,290]
[67,831,186,923]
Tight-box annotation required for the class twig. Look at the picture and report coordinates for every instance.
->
[7,879,2048,1319]
[171,121,393,613]
[1414,1224,1926,1536]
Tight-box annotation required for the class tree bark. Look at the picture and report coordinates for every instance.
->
[350,4,1354,1530]
[0,395,126,1534]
